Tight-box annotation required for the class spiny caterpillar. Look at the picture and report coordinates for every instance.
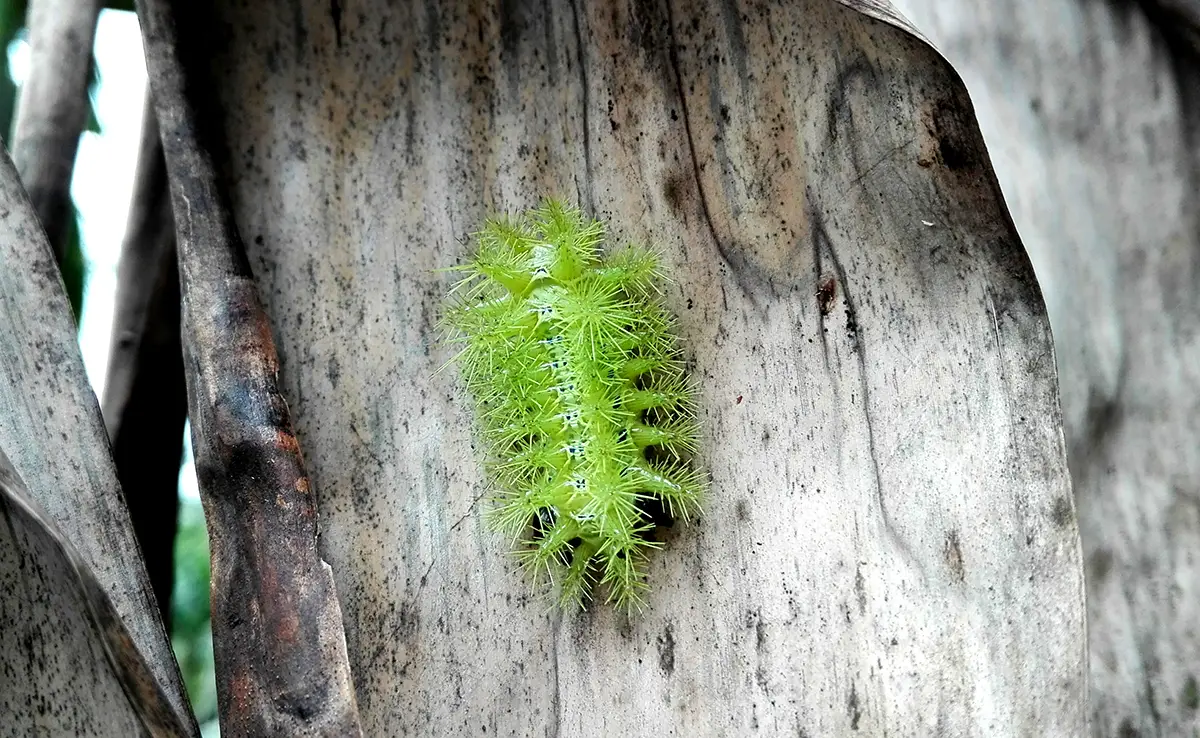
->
[443,200,705,611]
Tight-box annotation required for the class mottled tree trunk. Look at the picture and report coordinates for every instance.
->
[891,0,1200,733]
[194,0,1085,734]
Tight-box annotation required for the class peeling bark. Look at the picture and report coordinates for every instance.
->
[135,0,362,735]
[102,93,187,622]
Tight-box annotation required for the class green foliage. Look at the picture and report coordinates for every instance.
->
[60,209,86,319]
[84,49,101,134]
[171,496,217,727]
[444,200,706,611]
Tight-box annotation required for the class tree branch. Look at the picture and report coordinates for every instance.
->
[10,0,100,265]
[102,92,187,624]
[134,1,363,735]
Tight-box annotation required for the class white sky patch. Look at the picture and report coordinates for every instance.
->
[74,9,147,400]
[179,421,200,500]
[8,32,28,83]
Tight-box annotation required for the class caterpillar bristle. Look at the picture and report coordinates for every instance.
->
[443,199,707,612]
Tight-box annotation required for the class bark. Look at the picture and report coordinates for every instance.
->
[1141,0,1200,52]
[10,0,101,265]
[101,93,187,622]
[201,0,1086,734]
[0,117,196,731]
[888,1,1200,734]
[135,0,363,734]
[0,448,194,738]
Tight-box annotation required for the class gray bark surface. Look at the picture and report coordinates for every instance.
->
[0,449,193,738]
[10,0,100,263]
[136,0,364,733]
[889,0,1200,734]
[198,0,1086,735]
[0,139,196,732]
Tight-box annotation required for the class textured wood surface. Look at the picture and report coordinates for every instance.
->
[197,0,1086,734]
[890,0,1200,733]
[10,0,100,262]
[137,0,363,733]
[0,449,193,738]
[0,136,196,733]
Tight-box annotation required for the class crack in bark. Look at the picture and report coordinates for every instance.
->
[663,0,764,312]
[809,201,922,577]
[569,0,594,214]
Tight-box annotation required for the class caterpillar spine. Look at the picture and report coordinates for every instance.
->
[444,200,705,611]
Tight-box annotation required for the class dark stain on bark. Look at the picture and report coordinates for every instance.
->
[735,497,750,522]
[1182,674,1199,711]
[854,564,867,613]
[329,0,343,47]
[944,529,965,582]
[1051,496,1074,528]
[1087,547,1114,586]
[662,169,687,214]
[499,0,526,94]
[924,99,981,171]
[657,622,676,675]
[817,275,837,317]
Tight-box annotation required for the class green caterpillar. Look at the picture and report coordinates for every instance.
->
[443,200,705,611]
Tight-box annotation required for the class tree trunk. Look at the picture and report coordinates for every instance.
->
[11,0,100,266]
[0,120,197,735]
[194,0,1086,734]
[891,0,1200,733]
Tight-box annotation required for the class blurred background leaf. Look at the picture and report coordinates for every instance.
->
[60,210,85,317]
[170,491,216,731]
